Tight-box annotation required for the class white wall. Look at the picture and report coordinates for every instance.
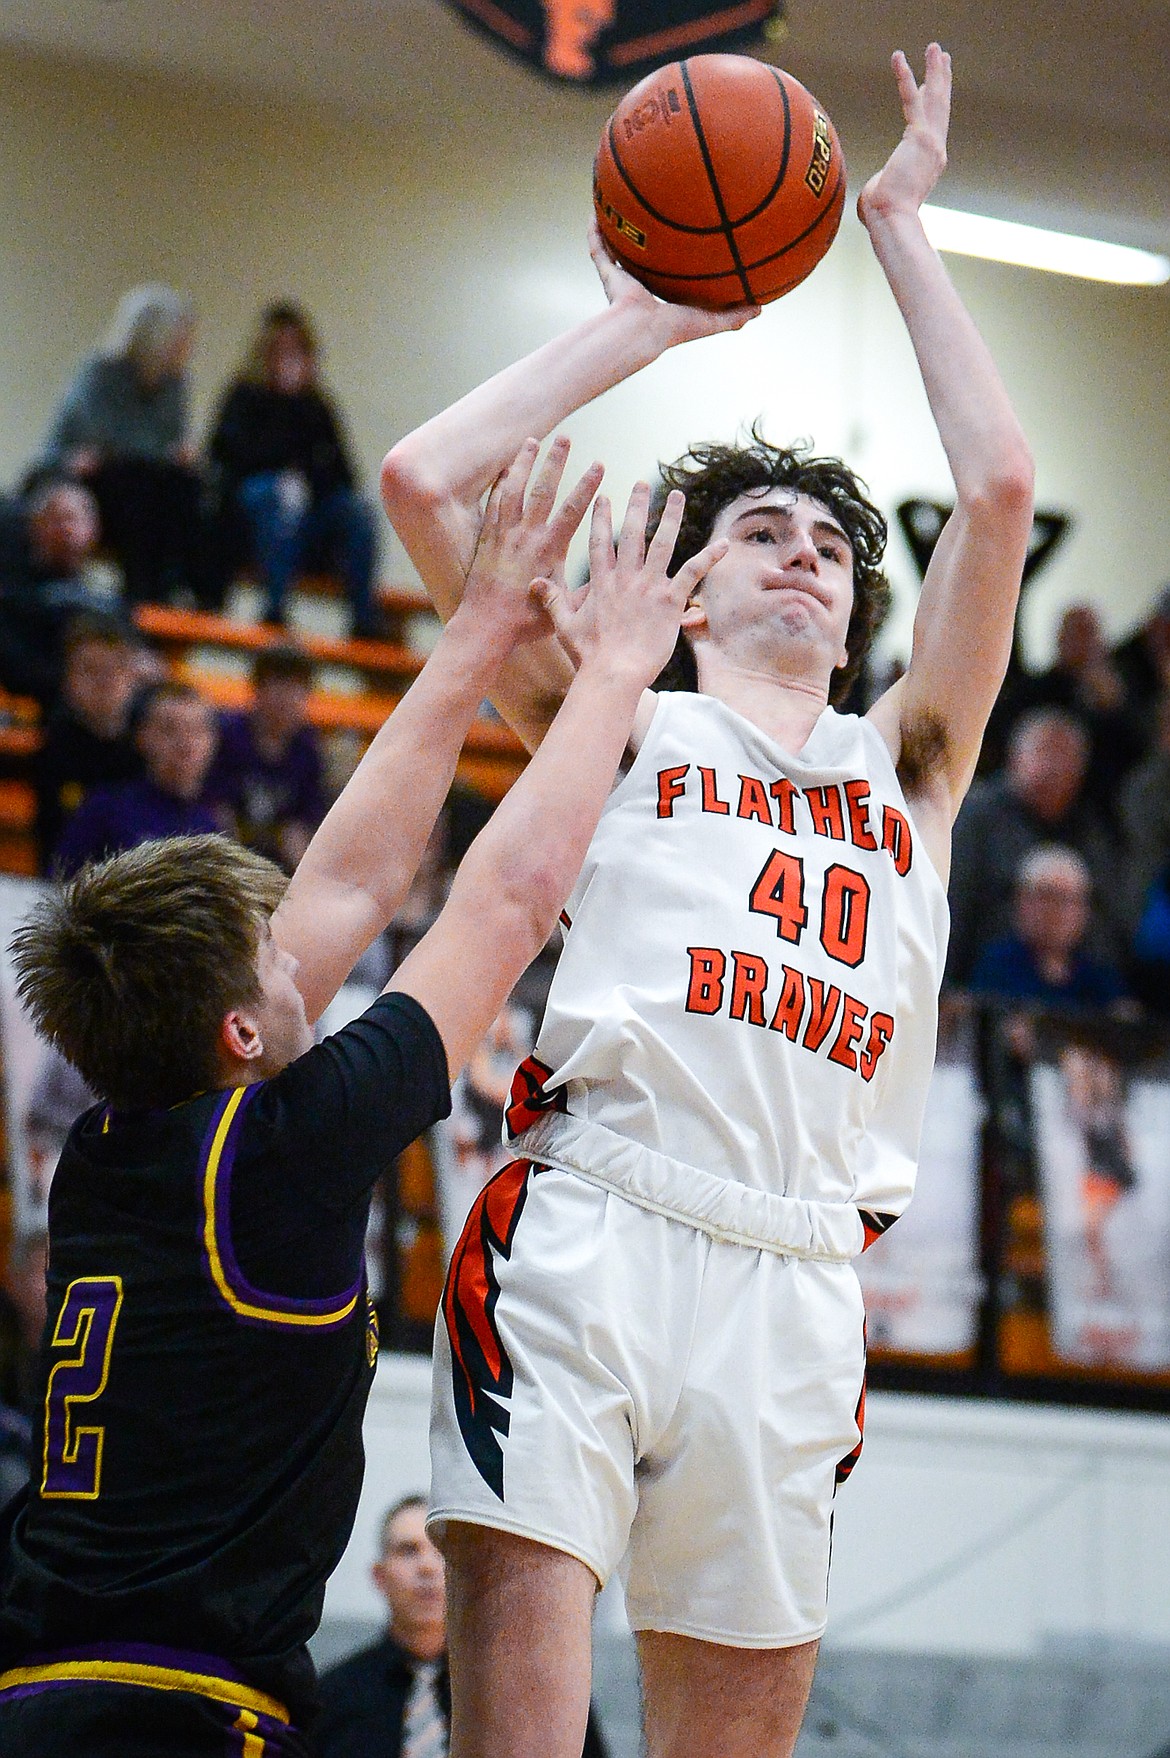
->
[2,41,1170,666]
[332,1355,1170,1658]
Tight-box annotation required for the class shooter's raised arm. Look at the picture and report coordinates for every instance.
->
[380,239,754,748]
[861,45,1034,836]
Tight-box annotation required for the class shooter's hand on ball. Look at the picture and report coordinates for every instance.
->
[587,219,759,349]
[536,482,726,681]
[463,435,603,646]
[858,43,951,228]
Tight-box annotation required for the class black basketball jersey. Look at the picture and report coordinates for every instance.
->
[0,991,450,1730]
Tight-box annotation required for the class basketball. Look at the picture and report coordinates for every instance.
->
[593,55,846,310]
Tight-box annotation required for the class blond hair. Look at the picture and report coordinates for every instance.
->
[11,835,287,1109]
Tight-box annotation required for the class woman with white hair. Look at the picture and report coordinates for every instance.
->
[39,284,209,607]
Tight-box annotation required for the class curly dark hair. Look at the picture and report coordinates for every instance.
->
[650,430,891,704]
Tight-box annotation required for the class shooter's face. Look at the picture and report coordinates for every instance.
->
[686,489,853,677]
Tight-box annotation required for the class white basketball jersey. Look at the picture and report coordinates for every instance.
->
[508,693,949,1240]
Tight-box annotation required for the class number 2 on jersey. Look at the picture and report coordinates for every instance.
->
[42,1276,123,1500]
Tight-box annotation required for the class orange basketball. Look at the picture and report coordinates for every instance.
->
[593,55,846,310]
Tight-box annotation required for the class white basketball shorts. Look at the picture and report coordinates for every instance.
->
[429,1159,867,1646]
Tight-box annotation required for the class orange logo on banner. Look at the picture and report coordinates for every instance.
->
[542,0,615,78]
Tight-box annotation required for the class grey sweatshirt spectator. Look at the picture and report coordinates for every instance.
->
[947,708,1122,984]
[38,286,210,606]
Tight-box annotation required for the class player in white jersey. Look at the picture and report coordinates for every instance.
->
[382,45,1034,1758]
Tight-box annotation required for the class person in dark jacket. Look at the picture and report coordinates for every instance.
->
[208,304,382,636]
[316,1496,608,1758]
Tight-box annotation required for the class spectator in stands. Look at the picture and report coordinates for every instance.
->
[22,1045,97,1212]
[947,708,1121,985]
[32,611,155,869]
[315,1495,608,1758]
[968,846,1130,1012]
[207,302,383,637]
[0,1228,43,1508]
[1011,603,1143,820]
[0,475,107,705]
[207,645,328,871]
[1112,584,1170,753]
[39,285,210,608]
[0,1229,47,1421]
[1122,694,1170,1016]
[52,679,218,875]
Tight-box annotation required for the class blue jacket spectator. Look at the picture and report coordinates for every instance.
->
[968,844,1130,1013]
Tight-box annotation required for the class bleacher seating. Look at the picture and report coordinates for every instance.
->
[0,590,529,875]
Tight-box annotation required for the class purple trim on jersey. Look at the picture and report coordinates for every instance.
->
[202,1084,363,1325]
[19,1640,252,1681]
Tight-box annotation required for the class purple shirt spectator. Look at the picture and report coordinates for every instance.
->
[208,708,326,870]
[52,778,218,876]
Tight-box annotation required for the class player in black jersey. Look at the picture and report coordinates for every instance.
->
[0,443,727,1756]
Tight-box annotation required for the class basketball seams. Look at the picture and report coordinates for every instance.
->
[604,121,734,239]
[627,170,844,295]
[679,59,754,304]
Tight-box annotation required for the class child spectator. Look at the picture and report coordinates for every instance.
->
[51,679,219,875]
[39,285,209,607]
[32,612,155,870]
[207,645,327,872]
[207,303,383,636]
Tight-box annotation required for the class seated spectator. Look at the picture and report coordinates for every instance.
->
[1112,584,1170,754]
[0,474,107,704]
[207,645,327,871]
[969,846,1130,1012]
[22,1043,97,1212]
[1130,864,1170,1018]
[32,611,156,869]
[207,302,383,636]
[52,679,219,875]
[39,284,210,607]
[947,708,1122,985]
[315,1495,608,1758]
[1011,603,1143,819]
[1120,691,1170,930]
[0,1229,48,1421]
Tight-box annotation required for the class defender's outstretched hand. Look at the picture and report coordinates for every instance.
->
[537,483,726,684]
[858,43,951,227]
[588,220,759,349]
[463,436,604,643]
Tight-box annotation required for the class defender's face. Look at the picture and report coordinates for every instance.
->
[688,489,854,672]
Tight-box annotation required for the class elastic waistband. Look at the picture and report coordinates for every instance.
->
[512,1113,865,1261]
[0,1641,290,1724]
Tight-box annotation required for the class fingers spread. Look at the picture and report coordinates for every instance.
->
[524,433,572,525]
[548,461,605,552]
[588,494,614,575]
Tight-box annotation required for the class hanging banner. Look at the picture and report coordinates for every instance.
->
[856,1005,984,1360]
[1032,1040,1170,1371]
[446,0,785,85]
